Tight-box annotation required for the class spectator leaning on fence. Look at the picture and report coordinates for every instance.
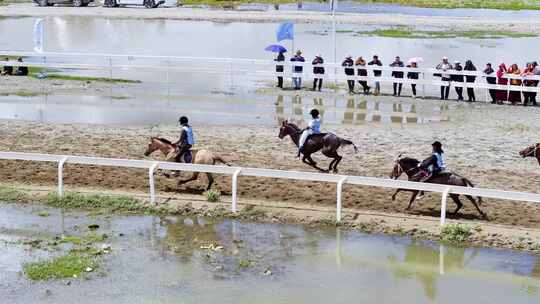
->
[406,61,419,98]
[14,57,28,76]
[452,61,464,101]
[464,60,477,102]
[436,57,452,100]
[2,57,13,76]
[508,63,522,105]
[342,55,355,94]
[355,56,370,94]
[521,62,538,106]
[312,54,324,91]
[483,63,497,104]
[496,64,508,104]
[368,55,383,96]
[290,50,305,90]
[275,51,285,89]
[390,56,404,97]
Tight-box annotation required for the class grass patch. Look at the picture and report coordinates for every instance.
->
[440,223,473,243]
[43,192,148,213]
[355,27,536,39]
[36,211,50,217]
[356,0,540,10]
[0,91,42,97]
[23,252,97,281]
[60,234,107,246]
[204,189,221,202]
[0,186,30,203]
[33,73,141,84]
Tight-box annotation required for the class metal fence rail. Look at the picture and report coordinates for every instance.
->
[1,151,540,226]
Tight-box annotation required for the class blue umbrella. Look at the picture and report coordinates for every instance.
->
[265,44,287,53]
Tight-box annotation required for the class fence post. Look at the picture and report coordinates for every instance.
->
[439,244,445,275]
[440,187,451,226]
[231,168,242,213]
[336,176,348,222]
[57,156,69,197]
[148,162,159,205]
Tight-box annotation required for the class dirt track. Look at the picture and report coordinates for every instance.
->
[1,99,539,228]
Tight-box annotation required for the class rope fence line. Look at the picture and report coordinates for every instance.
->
[1,151,540,226]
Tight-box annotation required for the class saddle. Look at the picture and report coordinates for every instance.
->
[175,150,193,163]
[306,133,327,140]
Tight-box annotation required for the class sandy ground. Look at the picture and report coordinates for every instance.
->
[3,3,540,33]
[0,100,539,229]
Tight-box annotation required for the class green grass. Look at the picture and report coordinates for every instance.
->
[60,234,107,246]
[23,252,98,281]
[0,186,30,203]
[0,91,42,97]
[204,189,221,202]
[44,192,147,213]
[355,27,536,39]
[440,223,473,243]
[356,0,540,10]
[33,73,141,84]
[36,211,50,217]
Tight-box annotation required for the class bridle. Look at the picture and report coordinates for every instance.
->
[523,145,538,157]
[393,157,418,179]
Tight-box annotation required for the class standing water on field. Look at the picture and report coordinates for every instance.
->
[1,203,539,303]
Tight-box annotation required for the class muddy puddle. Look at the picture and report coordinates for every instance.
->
[1,203,539,303]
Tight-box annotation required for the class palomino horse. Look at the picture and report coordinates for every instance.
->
[144,137,230,190]
[278,120,358,173]
[520,144,540,166]
[389,155,486,219]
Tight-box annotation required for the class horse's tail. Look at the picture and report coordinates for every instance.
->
[464,177,483,205]
[340,138,358,153]
[213,155,231,166]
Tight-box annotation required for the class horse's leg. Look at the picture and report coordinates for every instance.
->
[205,173,214,190]
[332,155,343,173]
[406,191,419,210]
[327,158,336,173]
[322,149,341,173]
[177,172,199,188]
[392,188,403,201]
[304,155,328,173]
[465,195,488,219]
[450,194,463,215]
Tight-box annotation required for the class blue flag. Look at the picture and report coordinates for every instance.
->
[276,22,294,41]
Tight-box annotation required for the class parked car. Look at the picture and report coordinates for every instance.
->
[103,0,165,8]
[34,0,94,6]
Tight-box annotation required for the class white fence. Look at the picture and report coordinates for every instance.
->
[1,151,540,226]
[2,51,540,101]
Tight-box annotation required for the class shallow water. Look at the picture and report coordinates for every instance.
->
[1,203,539,303]
[0,93,457,125]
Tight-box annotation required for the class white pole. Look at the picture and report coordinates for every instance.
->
[440,187,451,226]
[148,162,159,205]
[336,176,347,222]
[439,244,445,275]
[231,168,242,212]
[57,156,69,197]
[332,1,337,87]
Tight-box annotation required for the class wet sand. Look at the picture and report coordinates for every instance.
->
[1,100,539,229]
[2,3,540,33]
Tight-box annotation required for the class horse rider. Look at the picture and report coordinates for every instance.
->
[416,141,446,182]
[298,109,322,157]
[167,116,195,162]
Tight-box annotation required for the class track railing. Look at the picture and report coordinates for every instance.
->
[2,151,540,226]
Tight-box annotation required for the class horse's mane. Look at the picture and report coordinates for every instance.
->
[285,122,301,132]
[154,137,173,145]
[399,157,420,167]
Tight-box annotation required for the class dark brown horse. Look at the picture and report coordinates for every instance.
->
[389,155,486,219]
[520,144,540,166]
[278,120,358,173]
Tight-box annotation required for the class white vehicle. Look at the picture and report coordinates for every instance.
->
[103,0,164,8]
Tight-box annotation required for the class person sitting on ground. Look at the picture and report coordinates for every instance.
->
[312,54,324,91]
[2,57,13,76]
[298,109,321,157]
[355,56,370,94]
[390,56,404,96]
[14,57,28,76]
[167,116,195,163]
[342,55,355,94]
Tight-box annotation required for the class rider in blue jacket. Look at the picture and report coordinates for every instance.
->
[419,141,445,181]
[167,116,195,162]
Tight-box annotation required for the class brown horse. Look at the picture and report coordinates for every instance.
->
[144,137,230,190]
[519,144,540,165]
[389,155,486,219]
[278,120,358,173]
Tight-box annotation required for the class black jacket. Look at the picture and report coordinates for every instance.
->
[390,61,404,78]
[451,65,464,82]
[483,67,496,84]
[312,57,325,74]
[290,55,305,73]
[342,58,354,76]
[368,59,382,76]
[406,65,419,79]
[274,53,285,73]
[464,67,477,83]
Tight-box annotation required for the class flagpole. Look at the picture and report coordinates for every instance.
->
[332,0,337,87]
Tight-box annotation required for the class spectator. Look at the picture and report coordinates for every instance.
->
[390,56,404,96]
[452,61,464,101]
[368,55,383,95]
[522,62,537,106]
[507,63,522,105]
[2,57,13,75]
[14,57,28,76]
[342,55,355,94]
[435,57,452,100]
[496,64,508,104]
[464,60,477,102]
[406,61,419,98]
[312,54,324,91]
[274,51,285,89]
[355,56,370,94]
[532,61,539,106]
[483,63,497,104]
[290,50,305,90]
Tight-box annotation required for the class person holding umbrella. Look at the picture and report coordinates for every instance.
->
[266,44,287,89]
[312,54,325,91]
[291,50,305,90]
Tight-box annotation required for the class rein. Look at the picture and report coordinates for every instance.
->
[395,159,419,179]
